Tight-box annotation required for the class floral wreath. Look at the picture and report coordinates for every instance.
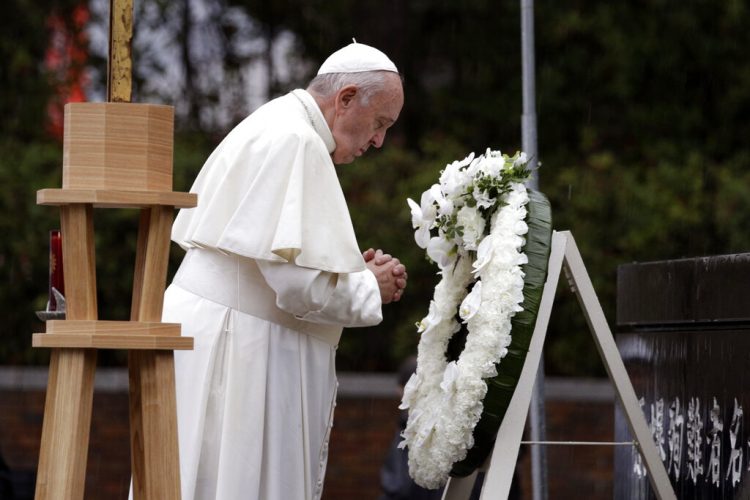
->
[400,149,552,489]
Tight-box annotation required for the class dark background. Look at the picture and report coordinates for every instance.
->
[3,0,750,377]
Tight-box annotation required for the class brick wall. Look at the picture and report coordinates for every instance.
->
[0,369,614,499]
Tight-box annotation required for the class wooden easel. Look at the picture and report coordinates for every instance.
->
[442,231,677,500]
[32,2,196,499]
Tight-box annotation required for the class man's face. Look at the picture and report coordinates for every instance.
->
[330,75,404,165]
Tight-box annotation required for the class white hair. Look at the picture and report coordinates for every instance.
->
[307,70,398,105]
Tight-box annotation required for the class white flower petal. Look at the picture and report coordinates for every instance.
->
[415,225,431,249]
[472,235,494,275]
[456,206,486,251]
[427,236,456,270]
[439,361,460,393]
[459,280,483,322]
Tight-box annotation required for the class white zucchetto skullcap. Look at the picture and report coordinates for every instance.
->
[317,40,398,75]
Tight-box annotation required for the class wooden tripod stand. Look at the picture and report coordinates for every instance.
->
[32,2,196,498]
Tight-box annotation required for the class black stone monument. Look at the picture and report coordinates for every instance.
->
[615,254,750,499]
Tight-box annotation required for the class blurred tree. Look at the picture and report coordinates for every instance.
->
[4,0,750,375]
[0,0,81,364]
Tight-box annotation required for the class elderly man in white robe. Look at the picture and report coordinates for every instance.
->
[164,42,408,500]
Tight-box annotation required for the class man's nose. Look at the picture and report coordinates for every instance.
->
[371,131,386,148]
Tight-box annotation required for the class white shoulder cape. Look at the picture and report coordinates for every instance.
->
[172,90,366,274]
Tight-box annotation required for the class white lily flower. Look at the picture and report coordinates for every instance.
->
[439,361,460,394]
[472,235,494,275]
[408,189,440,249]
[414,225,431,249]
[407,197,423,227]
[429,184,454,218]
[440,159,473,198]
[466,154,481,177]
[407,202,430,249]
[399,373,420,409]
[417,300,441,334]
[420,189,438,220]
[459,280,483,322]
[458,152,475,167]
[427,236,456,269]
[513,151,528,166]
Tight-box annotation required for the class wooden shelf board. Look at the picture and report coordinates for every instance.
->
[46,320,181,336]
[32,333,193,350]
[37,189,197,208]
[33,320,193,350]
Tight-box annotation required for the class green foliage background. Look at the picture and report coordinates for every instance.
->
[3,0,750,376]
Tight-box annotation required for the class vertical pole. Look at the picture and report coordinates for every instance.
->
[521,1,547,499]
[521,0,539,184]
[107,0,134,103]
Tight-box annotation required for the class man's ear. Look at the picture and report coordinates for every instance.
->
[337,85,358,109]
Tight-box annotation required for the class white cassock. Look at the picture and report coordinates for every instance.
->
[164,89,383,500]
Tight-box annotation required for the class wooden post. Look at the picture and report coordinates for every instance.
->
[129,207,182,499]
[107,0,133,103]
[35,205,98,500]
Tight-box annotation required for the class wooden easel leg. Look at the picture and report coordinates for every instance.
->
[129,350,181,498]
[36,205,98,500]
[35,350,97,500]
[128,206,181,499]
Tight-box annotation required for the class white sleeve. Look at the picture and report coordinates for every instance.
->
[256,260,383,327]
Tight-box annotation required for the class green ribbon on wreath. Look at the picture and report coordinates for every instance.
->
[448,189,552,477]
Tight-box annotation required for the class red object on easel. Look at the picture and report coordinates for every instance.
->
[49,229,65,311]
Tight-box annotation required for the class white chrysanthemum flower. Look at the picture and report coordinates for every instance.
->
[456,205,486,251]
[478,153,504,177]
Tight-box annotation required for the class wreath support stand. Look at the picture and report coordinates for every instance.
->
[442,230,676,500]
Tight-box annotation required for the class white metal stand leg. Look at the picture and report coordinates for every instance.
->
[561,232,675,499]
[440,231,676,500]
[443,231,566,500]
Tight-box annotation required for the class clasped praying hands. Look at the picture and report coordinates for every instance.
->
[362,248,408,304]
